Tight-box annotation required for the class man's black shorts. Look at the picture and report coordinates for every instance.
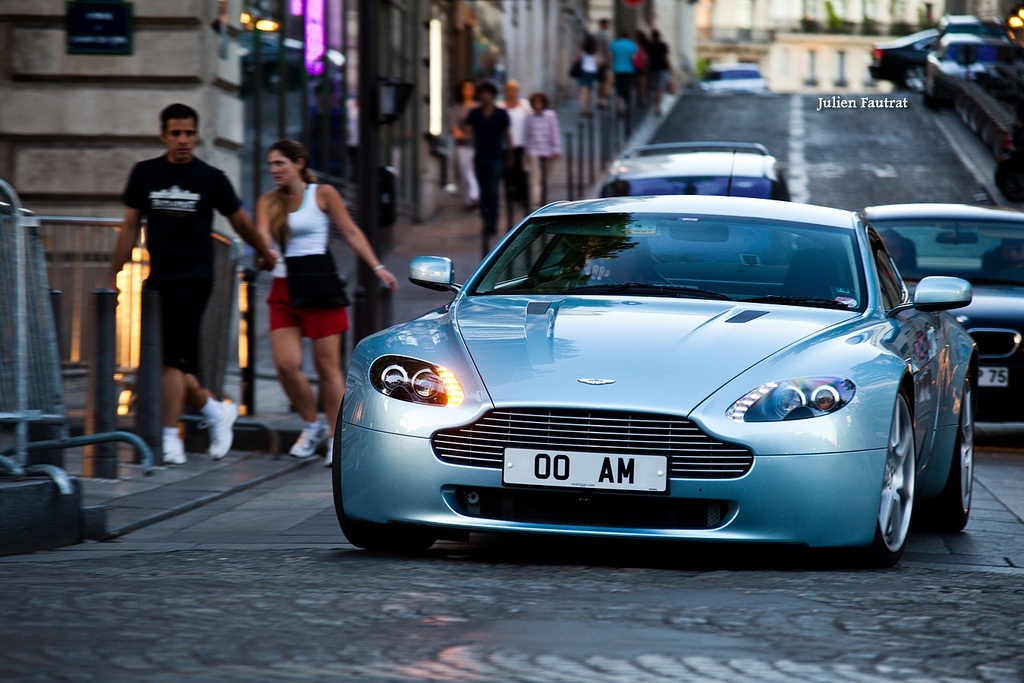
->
[145,277,213,375]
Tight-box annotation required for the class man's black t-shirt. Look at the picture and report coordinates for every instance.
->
[647,41,670,72]
[465,107,511,161]
[122,155,241,284]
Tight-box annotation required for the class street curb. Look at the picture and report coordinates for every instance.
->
[101,456,316,539]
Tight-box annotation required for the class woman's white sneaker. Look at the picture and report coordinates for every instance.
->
[323,440,333,467]
[290,419,329,459]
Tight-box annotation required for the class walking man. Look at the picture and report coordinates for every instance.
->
[462,81,512,237]
[107,103,278,464]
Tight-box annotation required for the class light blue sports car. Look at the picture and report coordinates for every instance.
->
[333,196,977,566]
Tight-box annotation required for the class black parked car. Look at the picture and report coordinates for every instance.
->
[866,203,1024,422]
[869,28,939,92]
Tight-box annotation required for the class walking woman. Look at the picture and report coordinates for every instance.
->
[257,140,398,466]
[452,79,480,209]
[573,34,603,116]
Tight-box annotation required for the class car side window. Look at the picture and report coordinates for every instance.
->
[871,233,907,310]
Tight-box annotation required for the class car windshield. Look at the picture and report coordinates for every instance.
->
[469,213,865,310]
[873,218,1024,284]
[609,176,774,199]
[709,69,762,80]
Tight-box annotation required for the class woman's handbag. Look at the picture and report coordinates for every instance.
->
[285,252,350,309]
[569,59,583,79]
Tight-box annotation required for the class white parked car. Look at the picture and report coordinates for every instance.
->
[700,63,769,93]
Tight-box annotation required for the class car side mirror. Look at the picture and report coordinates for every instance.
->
[890,275,972,316]
[409,255,459,292]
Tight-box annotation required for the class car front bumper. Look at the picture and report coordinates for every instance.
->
[339,422,888,549]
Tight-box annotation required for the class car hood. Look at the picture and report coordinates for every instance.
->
[454,296,854,414]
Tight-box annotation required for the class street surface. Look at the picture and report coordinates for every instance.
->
[3,91,1024,682]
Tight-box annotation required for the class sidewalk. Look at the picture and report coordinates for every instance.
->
[68,93,681,539]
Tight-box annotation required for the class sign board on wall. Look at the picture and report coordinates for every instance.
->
[66,1,134,55]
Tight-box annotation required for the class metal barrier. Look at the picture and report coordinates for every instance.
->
[36,216,240,399]
[0,179,152,475]
[944,74,1015,158]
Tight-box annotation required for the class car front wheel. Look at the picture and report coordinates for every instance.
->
[331,431,437,552]
[861,389,916,567]
[995,159,1024,201]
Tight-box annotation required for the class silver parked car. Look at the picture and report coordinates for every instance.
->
[334,195,977,567]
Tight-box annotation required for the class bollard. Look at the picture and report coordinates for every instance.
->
[240,268,258,416]
[540,157,548,207]
[576,121,585,201]
[599,107,611,169]
[505,172,514,235]
[565,131,575,201]
[90,289,118,478]
[136,288,163,465]
[49,290,64,363]
[588,116,596,187]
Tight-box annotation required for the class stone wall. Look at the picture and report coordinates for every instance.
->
[0,0,245,218]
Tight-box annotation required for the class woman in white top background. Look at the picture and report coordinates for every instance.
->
[257,139,398,466]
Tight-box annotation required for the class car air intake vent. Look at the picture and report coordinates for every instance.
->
[968,328,1021,359]
[432,408,754,479]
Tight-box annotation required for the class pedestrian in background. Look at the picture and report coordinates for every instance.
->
[523,92,562,209]
[108,103,278,465]
[572,34,603,117]
[462,80,512,236]
[501,79,533,211]
[594,18,614,109]
[633,30,651,108]
[451,79,480,209]
[609,31,638,114]
[647,30,671,116]
[257,140,398,467]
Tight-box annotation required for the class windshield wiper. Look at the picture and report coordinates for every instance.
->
[565,282,734,300]
[743,295,852,311]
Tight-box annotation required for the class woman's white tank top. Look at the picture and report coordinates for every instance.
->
[271,184,329,278]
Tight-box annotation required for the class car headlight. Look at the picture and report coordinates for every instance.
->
[727,377,855,422]
[369,355,464,407]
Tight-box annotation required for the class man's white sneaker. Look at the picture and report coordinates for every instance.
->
[323,439,333,468]
[207,401,238,460]
[163,434,187,465]
[290,419,329,459]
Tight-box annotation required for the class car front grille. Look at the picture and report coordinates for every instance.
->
[453,487,729,529]
[968,328,1022,359]
[432,408,753,479]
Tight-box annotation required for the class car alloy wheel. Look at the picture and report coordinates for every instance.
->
[863,389,916,567]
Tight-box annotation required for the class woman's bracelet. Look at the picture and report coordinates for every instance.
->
[373,264,386,272]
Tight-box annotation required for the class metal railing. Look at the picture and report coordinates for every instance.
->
[0,180,152,476]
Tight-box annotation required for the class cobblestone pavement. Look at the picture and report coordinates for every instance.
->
[1,541,1023,682]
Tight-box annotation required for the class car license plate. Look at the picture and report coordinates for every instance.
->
[503,448,668,492]
[978,366,1009,388]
